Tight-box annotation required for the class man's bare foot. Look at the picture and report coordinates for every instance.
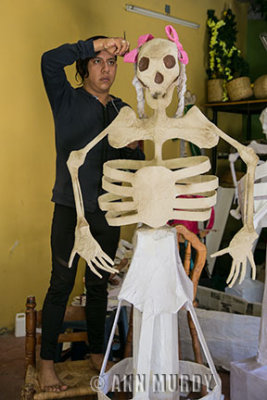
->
[89,353,115,372]
[38,359,68,392]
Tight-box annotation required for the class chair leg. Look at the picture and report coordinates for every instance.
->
[123,306,133,358]
[187,311,203,365]
[178,323,182,360]
[187,312,208,397]
[21,383,35,400]
[25,296,37,369]
[21,365,36,400]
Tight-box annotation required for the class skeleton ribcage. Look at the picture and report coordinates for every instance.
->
[98,155,218,228]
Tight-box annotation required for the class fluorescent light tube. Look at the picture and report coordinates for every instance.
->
[260,32,267,51]
[125,4,199,29]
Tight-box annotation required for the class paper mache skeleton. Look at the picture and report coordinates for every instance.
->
[67,26,259,399]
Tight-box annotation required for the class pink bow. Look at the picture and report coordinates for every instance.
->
[165,25,188,65]
[124,25,188,65]
[124,33,154,63]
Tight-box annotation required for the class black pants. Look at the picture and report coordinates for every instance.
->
[40,204,120,360]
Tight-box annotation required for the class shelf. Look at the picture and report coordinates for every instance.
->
[205,98,267,117]
[205,99,267,172]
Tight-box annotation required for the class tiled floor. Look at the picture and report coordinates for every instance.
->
[0,332,230,400]
[0,333,25,399]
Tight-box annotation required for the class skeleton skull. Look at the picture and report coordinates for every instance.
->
[137,38,179,99]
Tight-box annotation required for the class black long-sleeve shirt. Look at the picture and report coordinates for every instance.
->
[41,40,144,212]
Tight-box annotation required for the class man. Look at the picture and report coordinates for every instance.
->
[40,35,143,392]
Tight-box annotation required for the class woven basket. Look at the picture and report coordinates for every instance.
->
[254,75,267,99]
[226,77,253,101]
[207,79,224,102]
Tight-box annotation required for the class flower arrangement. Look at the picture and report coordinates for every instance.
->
[207,9,249,83]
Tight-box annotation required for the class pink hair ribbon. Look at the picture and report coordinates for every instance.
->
[124,25,188,64]
[165,25,189,65]
[124,33,154,63]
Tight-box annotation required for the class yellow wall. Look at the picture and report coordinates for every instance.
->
[0,0,247,329]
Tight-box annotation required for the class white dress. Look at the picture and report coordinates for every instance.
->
[98,226,221,400]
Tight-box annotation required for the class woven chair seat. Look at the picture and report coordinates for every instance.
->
[23,360,97,399]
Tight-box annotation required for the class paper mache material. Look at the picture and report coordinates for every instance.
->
[182,285,261,370]
[66,26,261,400]
[67,32,259,289]
[179,308,260,371]
[230,357,267,400]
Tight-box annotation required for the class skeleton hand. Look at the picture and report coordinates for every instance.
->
[211,226,258,287]
[68,217,117,278]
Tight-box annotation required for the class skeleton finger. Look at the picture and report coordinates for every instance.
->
[87,261,103,279]
[248,252,256,280]
[229,262,241,288]
[101,252,114,266]
[93,257,118,273]
[68,249,76,268]
[226,260,236,285]
[211,247,230,258]
[239,260,247,284]
[98,255,118,273]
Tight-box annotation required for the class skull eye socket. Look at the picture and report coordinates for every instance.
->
[163,55,176,69]
[138,57,150,72]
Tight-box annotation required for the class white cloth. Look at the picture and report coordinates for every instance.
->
[118,226,193,399]
[118,226,193,315]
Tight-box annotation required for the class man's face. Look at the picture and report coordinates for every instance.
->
[84,50,117,95]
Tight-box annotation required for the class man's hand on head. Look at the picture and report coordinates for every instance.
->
[93,37,130,56]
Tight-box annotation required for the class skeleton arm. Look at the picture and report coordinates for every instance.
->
[210,129,259,287]
[67,130,117,277]
[167,107,259,286]
[220,134,258,227]
[66,107,145,276]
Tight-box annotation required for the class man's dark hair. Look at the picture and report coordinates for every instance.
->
[75,35,108,83]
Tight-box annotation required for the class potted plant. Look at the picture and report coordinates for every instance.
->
[206,9,252,102]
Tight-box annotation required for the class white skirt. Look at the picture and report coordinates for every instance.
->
[98,226,221,400]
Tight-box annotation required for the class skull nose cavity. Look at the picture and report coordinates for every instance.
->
[154,72,164,84]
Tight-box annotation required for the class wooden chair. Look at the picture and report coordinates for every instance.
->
[175,224,207,365]
[21,296,97,400]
